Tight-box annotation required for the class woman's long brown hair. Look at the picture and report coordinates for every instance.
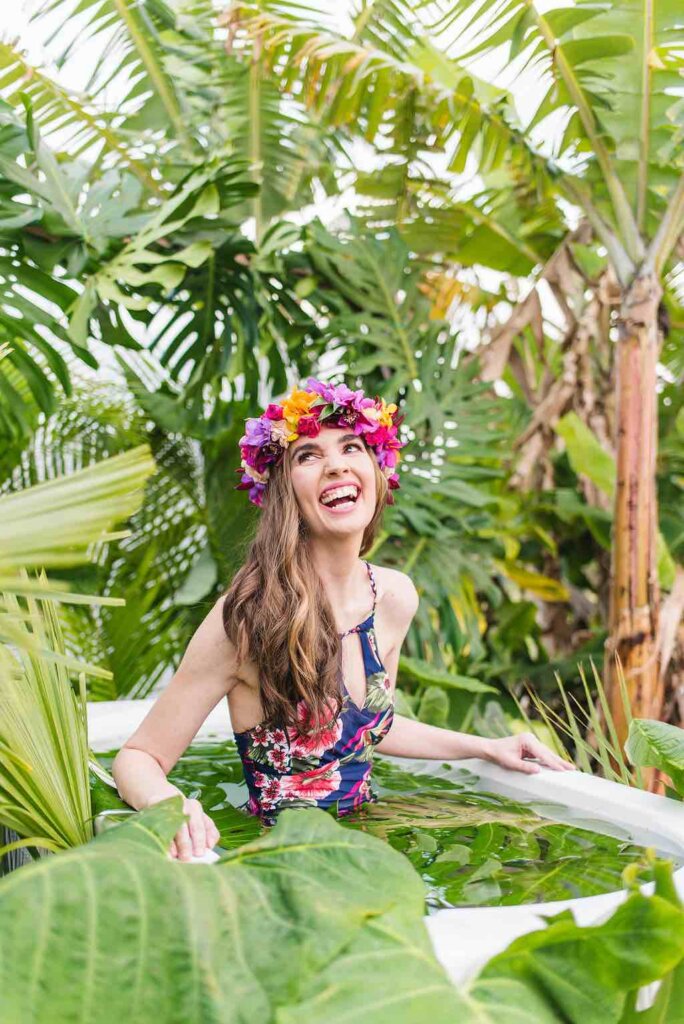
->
[222,438,389,736]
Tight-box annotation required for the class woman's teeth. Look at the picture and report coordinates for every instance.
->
[319,486,359,511]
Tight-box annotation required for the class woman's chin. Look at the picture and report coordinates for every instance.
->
[309,501,372,533]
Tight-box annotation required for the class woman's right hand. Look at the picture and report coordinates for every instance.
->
[147,792,221,861]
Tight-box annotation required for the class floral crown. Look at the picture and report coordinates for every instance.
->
[236,377,407,507]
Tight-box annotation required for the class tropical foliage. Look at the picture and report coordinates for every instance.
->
[0,2,683,1015]
[0,799,683,1024]
[0,0,681,787]
[627,718,684,798]
[0,440,155,862]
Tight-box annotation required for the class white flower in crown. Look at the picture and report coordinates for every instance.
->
[362,405,383,423]
[241,459,269,484]
[269,419,291,447]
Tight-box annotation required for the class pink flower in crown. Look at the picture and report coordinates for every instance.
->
[263,404,284,421]
[287,700,343,758]
[295,414,321,438]
[279,761,342,801]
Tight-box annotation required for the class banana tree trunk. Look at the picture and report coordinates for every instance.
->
[606,272,662,743]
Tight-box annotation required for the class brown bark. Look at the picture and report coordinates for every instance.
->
[605,272,663,743]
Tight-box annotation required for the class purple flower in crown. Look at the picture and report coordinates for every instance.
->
[241,417,273,448]
[236,472,267,506]
[305,377,376,417]
[305,378,355,406]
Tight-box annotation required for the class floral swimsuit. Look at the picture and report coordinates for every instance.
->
[234,561,395,826]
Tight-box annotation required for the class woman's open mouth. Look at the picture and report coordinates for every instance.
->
[318,484,360,514]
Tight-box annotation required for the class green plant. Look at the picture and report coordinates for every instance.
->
[0,581,95,858]
[0,800,468,1023]
[469,855,684,1024]
[626,719,684,798]
[1,796,682,1023]
[515,660,641,785]
[0,445,155,856]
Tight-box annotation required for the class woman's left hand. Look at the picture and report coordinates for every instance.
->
[482,732,577,774]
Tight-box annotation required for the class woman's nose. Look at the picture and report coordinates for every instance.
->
[323,451,346,471]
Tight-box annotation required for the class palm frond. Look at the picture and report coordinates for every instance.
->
[427,0,683,254]
[0,443,156,576]
[225,0,555,186]
[0,41,159,189]
[0,579,94,852]
[31,0,203,153]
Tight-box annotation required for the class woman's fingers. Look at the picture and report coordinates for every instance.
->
[175,822,195,861]
[186,800,208,856]
[512,755,542,774]
[520,734,577,772]
[489,733,578,775]
[169,802,220,862]
[203,813,220,848]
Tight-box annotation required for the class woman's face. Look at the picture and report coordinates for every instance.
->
[289,424,378,537]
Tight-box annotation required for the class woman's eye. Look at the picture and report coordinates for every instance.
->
[297,443,361,464]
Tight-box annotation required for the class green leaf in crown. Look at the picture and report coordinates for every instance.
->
[314,402,335,420]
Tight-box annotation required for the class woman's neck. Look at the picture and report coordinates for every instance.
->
[307,539,366,607]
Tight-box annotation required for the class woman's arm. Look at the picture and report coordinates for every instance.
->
[375,573,574,774]
[112,594,239,857]
[375,713,574,772]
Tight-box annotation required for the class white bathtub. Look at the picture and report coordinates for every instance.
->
[87,698,684,986]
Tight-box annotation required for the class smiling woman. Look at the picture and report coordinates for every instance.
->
[111,378,571,860]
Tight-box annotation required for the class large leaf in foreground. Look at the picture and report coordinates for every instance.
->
[0,799,465,1023]
[470,886,684,1024]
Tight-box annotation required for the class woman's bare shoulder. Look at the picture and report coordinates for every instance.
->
[370,564,419,624]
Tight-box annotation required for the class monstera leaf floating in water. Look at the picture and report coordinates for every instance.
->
[0,797,467,1023]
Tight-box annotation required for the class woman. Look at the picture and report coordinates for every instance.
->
[112,378,573,861]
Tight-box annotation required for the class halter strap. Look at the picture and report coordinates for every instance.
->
[337,560,377,639]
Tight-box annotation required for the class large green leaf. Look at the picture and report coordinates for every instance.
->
[0,444,156,575]
[625,718,684,796]
[399,654,495,694]
[3,798,684,1022]
[0,799,468,1023]
[556,412,616,497]
[470,886,684,1024]
[555,412,678,589]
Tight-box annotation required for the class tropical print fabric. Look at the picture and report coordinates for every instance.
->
[234,562,394,826]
